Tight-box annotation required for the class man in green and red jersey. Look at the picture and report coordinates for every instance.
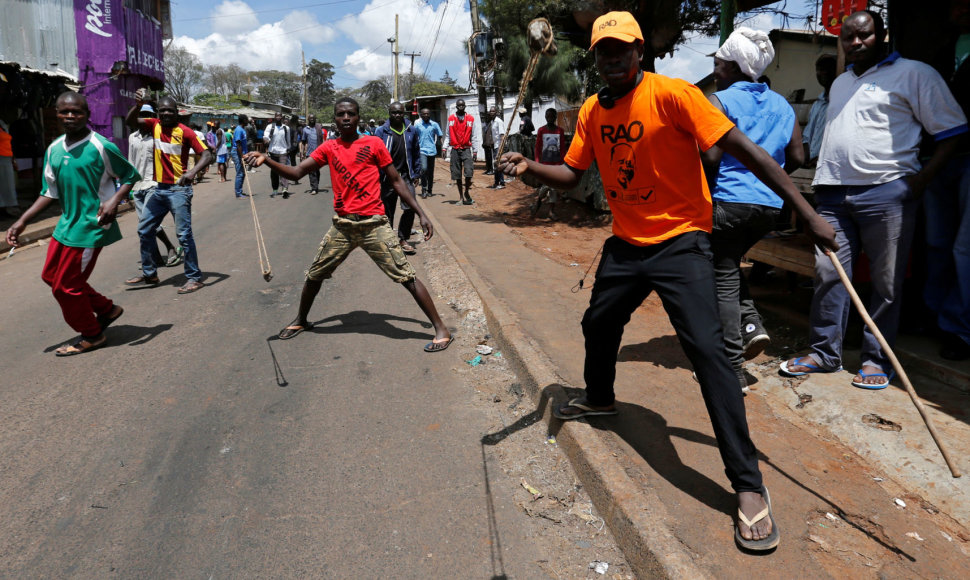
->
[6,92,138,356]
[244,97,452,351]
[124,92,212,294]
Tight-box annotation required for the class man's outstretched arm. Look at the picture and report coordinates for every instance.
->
[243,151,317,181]
[497,152,584,190]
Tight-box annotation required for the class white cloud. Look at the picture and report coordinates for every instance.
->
[657,38,717,84]
[336,0,471,82]
[210,1,259,35]
[173,2,336,73]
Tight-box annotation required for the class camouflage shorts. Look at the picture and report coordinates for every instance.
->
[305,214,417,283]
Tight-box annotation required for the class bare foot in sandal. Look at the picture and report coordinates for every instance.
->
[55,334,107,357]
[279,320,311,340]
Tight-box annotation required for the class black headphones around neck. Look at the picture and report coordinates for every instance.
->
[597,87,616,109]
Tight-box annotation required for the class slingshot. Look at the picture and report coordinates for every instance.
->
[243,163,273,282]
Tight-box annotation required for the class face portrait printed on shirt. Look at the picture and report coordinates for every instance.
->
[610,142,635,188]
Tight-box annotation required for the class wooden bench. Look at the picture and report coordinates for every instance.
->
[745,233,816,277]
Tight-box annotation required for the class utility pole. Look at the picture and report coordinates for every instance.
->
[301,50,307,118]
[469,1,487,141]
[405,51,421,99]
[393,14,400,102]
[720,0,736,45]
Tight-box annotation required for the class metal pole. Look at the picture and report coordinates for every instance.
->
[405,51,421,100]
[301,50,307,118]
[720,0,736,45]
[393,14,400,102]
[469,0,487,132]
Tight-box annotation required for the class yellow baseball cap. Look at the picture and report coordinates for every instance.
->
[589,11,644,50]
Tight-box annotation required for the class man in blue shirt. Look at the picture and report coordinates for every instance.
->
[702,29,804,391]
[801,54,837,167]
[299,114,327,195]
[231,114,249,198]
[413,108,442,198]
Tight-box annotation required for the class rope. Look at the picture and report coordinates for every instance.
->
[243,163,273,281]
[495,18,555,163]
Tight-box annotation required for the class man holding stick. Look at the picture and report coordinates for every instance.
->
[243,97,452,352]
[499,11,838,551]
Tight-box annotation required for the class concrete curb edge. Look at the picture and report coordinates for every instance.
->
[423,206,711,579]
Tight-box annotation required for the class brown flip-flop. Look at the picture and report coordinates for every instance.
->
[97,305,124,332]
[55,335,107,357]
[279,323,311,340]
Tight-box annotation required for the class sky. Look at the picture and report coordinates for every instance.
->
[168,0,824,91]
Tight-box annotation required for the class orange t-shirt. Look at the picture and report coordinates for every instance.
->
[565,73,734,246]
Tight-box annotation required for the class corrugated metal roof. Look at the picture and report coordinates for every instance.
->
[0,0,78,79]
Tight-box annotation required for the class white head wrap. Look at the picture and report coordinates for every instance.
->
[714,27,775,81]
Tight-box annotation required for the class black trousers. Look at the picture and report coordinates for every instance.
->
[582,231,763,493]
[483,145,493,172]
[380,180,416,241]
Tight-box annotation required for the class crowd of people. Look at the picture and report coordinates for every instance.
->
[4,6,969,555]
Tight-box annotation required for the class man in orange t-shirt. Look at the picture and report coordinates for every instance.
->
[499,11,837,552]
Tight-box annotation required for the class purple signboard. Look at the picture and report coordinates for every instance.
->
[73,0,164,150]
[124,7,164,79]
[74,0,126,76]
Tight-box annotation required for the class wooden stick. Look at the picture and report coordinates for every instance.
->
[827,251,960,478]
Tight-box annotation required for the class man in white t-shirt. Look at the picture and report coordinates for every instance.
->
[263,112,291,198]
[781,11,968,390]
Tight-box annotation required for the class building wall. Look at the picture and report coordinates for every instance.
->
[0,0,79,78]
[763,32,838,105]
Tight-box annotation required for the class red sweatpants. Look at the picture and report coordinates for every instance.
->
[41,239,112,338]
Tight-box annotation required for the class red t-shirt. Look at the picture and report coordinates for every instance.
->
[310,136,392,216]
[142,118,208,184]
[535,125,565,165]
[447,113,475,149]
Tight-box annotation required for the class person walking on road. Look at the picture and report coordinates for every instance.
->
[779,11,967,388]
[484,106,505,190]
[299,114,326,195]
[446,99,476,205]
[243,97,452,351]
[532,108,566,219]
[701,28,804,390]
[214,120,229,182]
[498,11,838,552]
[124,92,212,294]
[0,119,21,219]
[375,102,423,255]
[5,92,138,355]
[264,112,291,198]
[231,114,250,198]
[128,103,180,267]
[413,108,442,198]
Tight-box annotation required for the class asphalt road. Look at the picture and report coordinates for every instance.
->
[0,169,547,578]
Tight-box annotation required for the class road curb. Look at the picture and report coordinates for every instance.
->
[424,206,710,579]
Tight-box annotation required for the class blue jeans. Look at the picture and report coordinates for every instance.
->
[232,148,245,195]
[420,154,436,195]
[808,179,918,371]
[492,147,504,186]
[924,155,970,344]
[138,185,201,281]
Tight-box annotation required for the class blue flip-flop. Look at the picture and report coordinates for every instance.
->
[779,356,842,377]
[851,369,895,390]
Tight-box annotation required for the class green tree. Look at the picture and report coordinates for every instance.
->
[307,59,336,114]
[439,70,460,89]
[251,70,302,107]
[164,45,204,103]
[412,80,459,98]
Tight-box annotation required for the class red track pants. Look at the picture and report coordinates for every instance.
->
[41,239,112,338]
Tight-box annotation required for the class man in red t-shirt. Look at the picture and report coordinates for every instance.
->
[446,99,476,205]
[243,97,452,351]
[532,108,566,218]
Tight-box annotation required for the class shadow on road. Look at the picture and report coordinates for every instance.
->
[308,310,432,340]
[43,323,173,352]
[617,335,691,370]
[123,271,231,292]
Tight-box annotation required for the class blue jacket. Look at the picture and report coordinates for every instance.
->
[374,119,422,182]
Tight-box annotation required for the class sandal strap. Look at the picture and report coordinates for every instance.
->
[737,506,770,528]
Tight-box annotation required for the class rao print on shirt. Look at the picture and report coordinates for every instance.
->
[601,120,655,206]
